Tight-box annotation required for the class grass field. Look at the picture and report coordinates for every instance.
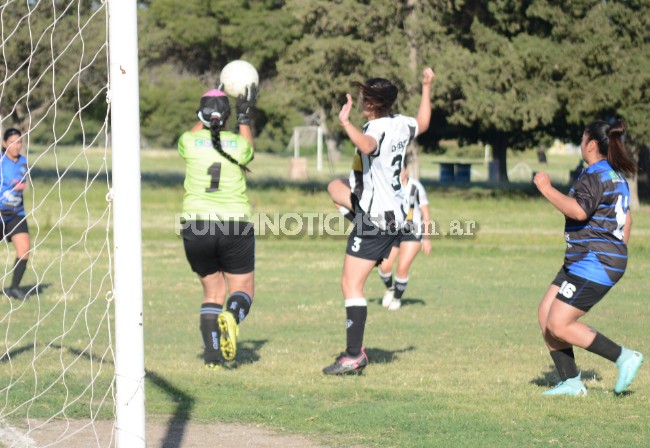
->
[2,147,650,447]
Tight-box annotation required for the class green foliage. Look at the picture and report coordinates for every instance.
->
[0,1,107,143]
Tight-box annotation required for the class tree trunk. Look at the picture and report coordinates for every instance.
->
[490,139,509,183]
[318,107,340,167]
[628,174,640,211]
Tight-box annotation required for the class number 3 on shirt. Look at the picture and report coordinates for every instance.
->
[391,154,403,191]
[206,162,221,192]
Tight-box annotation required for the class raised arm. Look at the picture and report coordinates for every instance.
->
[339,94,377,155]
[415,68,434,136]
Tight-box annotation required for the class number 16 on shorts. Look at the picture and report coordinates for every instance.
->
[559,280,577,299]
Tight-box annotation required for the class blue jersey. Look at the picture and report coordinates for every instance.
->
[564,160,629,286]
[0,153,28,221]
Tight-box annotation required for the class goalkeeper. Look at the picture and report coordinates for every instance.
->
[178,85,257,369]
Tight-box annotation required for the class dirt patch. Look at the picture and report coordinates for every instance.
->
[1,419,331,447]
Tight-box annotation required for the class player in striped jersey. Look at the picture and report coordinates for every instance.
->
[378,156,432,310]
[179,87,257,369]
[534,120,643,396]
[323,68,434,375]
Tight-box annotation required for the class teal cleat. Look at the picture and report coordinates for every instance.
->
[615,348,644,394]
[542,373,587,397]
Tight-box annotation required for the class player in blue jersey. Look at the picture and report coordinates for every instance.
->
[1,128,30,300]
[534,120,643,396]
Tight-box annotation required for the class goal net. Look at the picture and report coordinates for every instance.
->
[0,1,144,446]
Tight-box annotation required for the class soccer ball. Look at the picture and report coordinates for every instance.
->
[219,60,259,98]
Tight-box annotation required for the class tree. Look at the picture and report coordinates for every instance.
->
[0,1,107,144]
[272,0,434,158]
[137,0,299,147]
[426,0,650,185]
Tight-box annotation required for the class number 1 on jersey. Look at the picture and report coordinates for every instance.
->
[206,162,221,192]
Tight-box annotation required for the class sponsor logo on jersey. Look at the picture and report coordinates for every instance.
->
[608,170,625,183]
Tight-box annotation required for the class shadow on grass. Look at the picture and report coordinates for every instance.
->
[0,344,33,363]
[67,344,196,448]
[22,282,52,299]
[195,339,268,369]
[365,345,415,364]
[371,297,426,308]
[146,369,195,448]
[530,366,601,387]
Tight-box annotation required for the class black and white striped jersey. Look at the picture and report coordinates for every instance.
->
[403,178,429,237]
[349,115,418,230]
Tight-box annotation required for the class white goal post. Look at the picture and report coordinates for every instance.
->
[107,1,146,447]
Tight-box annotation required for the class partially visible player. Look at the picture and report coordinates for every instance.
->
[323,68,434,375]
[378,156,432,310]
[534,119,643,396]
[1,128,30,300]
[178,86,257,369]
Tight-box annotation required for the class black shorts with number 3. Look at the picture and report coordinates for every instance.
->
[552,266,612,312]
[345,215,399,262]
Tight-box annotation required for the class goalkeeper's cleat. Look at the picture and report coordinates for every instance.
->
[541,372,587,396]
[218,311,239,361]
[382,288,395,307]
[322,348,368,375]
[204,362,222,371]
[388,299,401,311]
[615,347,644,394]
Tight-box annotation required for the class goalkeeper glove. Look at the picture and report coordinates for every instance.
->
[236,84,258,125]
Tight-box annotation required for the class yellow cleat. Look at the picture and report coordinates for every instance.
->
[204,362,222,371]
[218,311,239,361]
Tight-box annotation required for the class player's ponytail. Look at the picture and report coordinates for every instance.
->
[209,119,250,173]
[198,89,250,174]
[585,120,636,178]
[607,120,636,177]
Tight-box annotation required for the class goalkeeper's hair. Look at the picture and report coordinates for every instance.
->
[197,89,250,173]
[209,119,250,173]
[352,78,398,117]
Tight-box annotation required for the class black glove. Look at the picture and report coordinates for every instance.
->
[236,84,258,125]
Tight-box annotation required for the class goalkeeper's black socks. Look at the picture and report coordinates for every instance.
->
[225,291,252,324]
[199,303,222,364]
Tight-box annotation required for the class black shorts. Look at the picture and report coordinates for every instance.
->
[393,229,422,245]
[345,214,399,262]
[1,215,29,241]
[181,220,255,276]
[552,267,612,312]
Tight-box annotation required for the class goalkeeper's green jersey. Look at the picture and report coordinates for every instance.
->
[178,128,253,220]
